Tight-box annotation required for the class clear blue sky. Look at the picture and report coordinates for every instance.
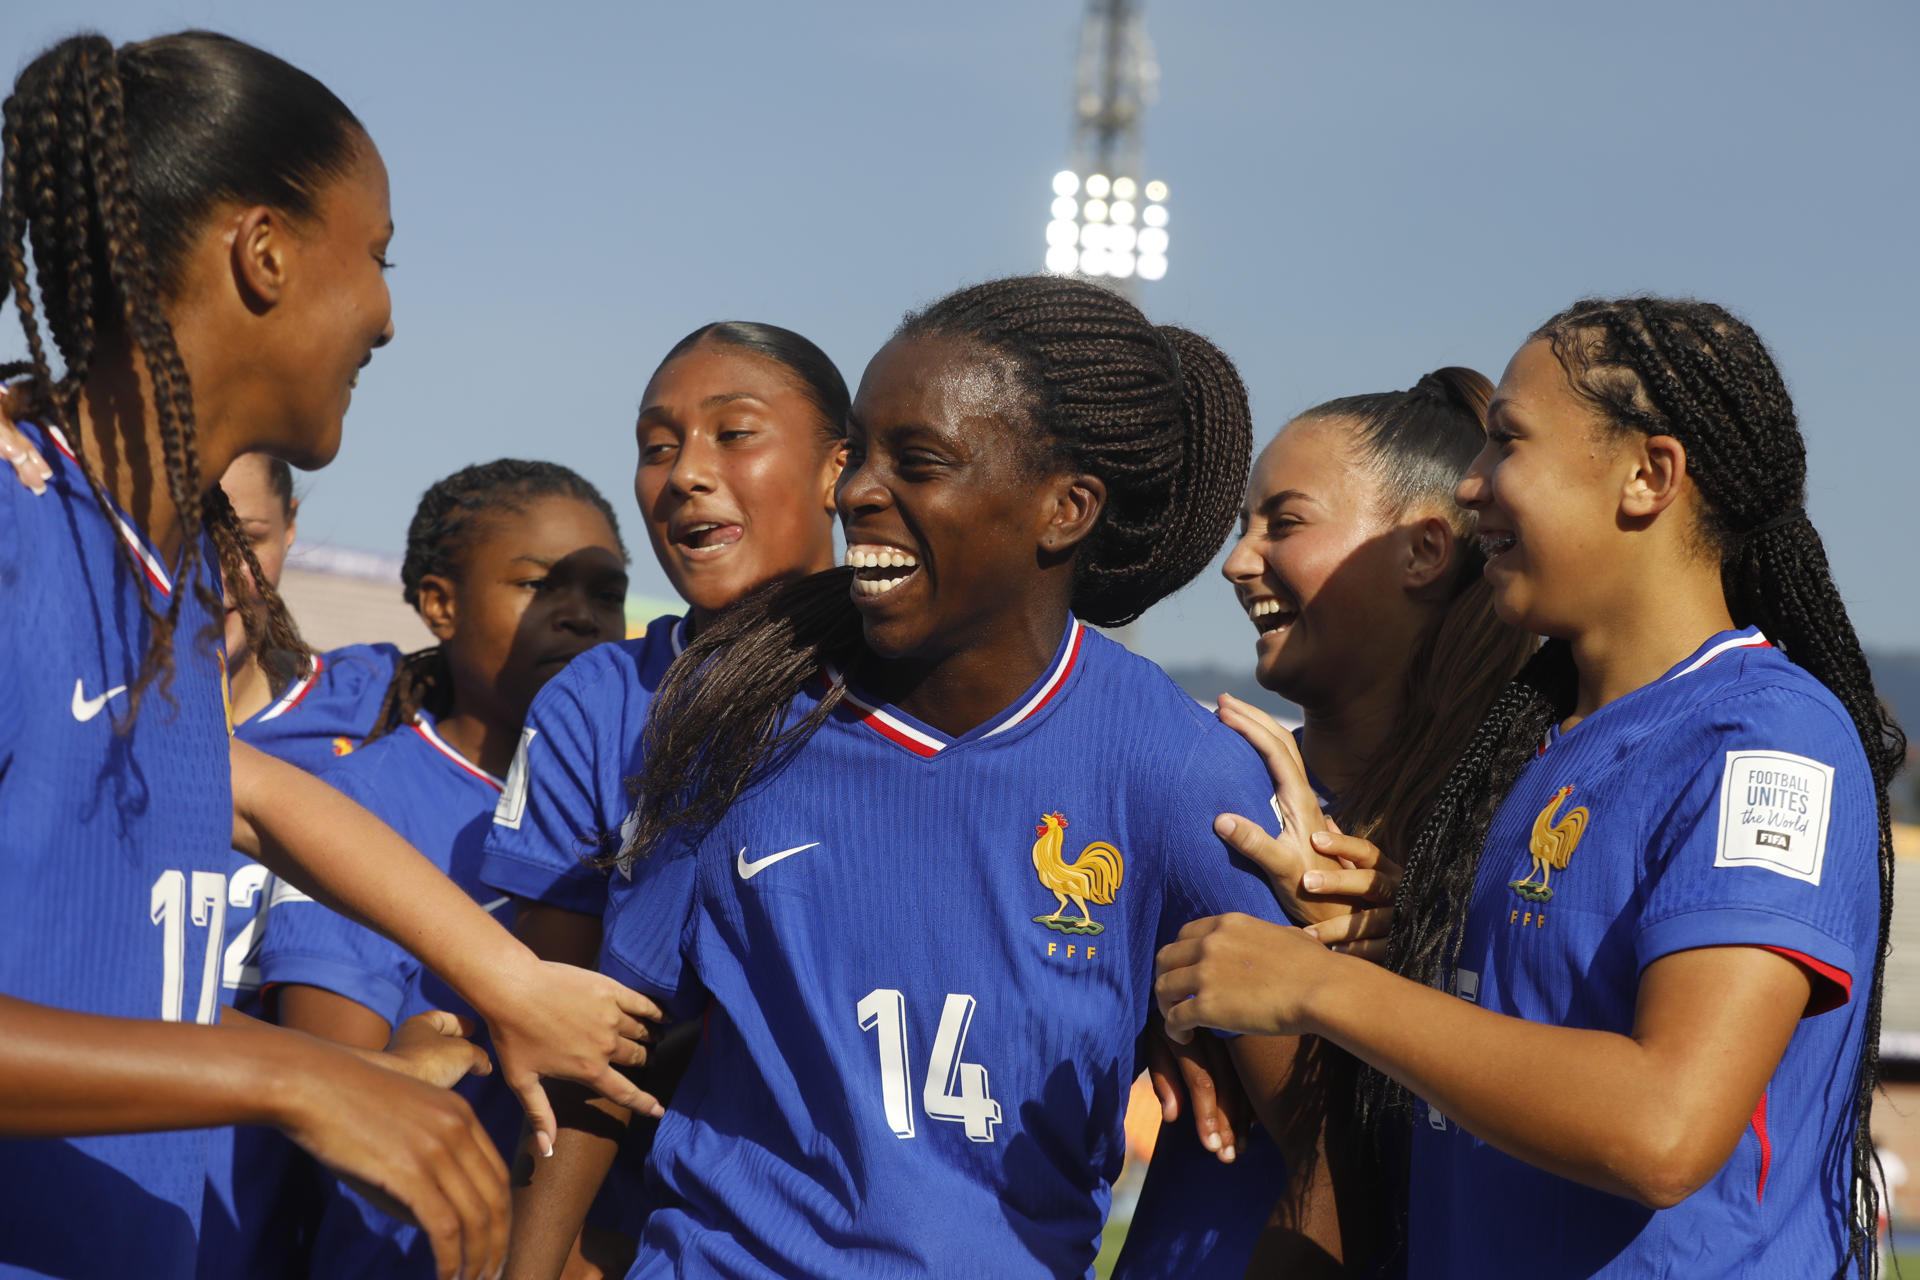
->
[9,1,1918,669]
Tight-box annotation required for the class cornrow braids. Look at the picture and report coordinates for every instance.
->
[619,275,1255,867]
[3,31,358,722]
[364,458,627,743]
[1369,297,1904,1278]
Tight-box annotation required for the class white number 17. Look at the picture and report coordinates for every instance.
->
[855,988,1001,1143]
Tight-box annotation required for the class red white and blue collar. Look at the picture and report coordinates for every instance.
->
[410,714,505,791]
[671,617,688,657]
[41,423,173,596]
[1667,626,1771,680]
[830,618,1086,759]
[253,655,325,724]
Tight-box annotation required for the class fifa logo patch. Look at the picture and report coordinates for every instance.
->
[330,736,356,756]
[1030,812,1123,936]
[1509,784,1588,904]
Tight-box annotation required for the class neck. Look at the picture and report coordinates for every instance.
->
[1565,560,1737,727]
[427,704,520,780]
[70,338,241,562]
[226,650,277,724]
[870,605,1071,739]
[1298,674,1405,798]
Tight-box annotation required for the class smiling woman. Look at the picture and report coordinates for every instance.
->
[516,275,1362,1279]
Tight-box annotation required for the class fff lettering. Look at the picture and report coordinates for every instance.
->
[1045,941,1096,960]
[1508,909,1546,929]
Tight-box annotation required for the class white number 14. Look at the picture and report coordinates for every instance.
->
[855,989,1002,1143]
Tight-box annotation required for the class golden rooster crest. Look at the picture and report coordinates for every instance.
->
[1030,812,1124,936]
[1509,785,1588,903]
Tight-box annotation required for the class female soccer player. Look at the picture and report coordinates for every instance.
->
[483,320,846,1275]
[528,275,1343,1279]
[1117,369,1532,1278]
[1157,298,1901,1278]
[0,32,654,1280]
[262,459,631,1278]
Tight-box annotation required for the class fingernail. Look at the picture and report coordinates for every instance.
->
[1302,872,1324,892]
[1302,925,1319,940]
[1213,815,1234,838]
[538,1134,554,1158]
[1310,831,1332,848]
[1204,1131,1221,1152]
[1222,1144,1237,1162]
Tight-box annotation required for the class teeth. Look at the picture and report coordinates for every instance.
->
[1479,532,1516,557]
[853,574,913,597]
[844,545,920,570]
[1245,599,1283,620]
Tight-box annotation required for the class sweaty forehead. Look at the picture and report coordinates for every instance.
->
[855,335,1028,435]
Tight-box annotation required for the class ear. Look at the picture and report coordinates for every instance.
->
[1402,512,1456,592]
[281,510,299,557]
[1620,434,1689,521]
[227,205,288,312]
[821,442,847,515]
[1038,472,1106,555]
[414,573,459,643]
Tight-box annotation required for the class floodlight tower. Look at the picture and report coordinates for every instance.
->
[1041,0,1170,298]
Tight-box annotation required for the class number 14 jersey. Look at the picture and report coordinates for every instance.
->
[602,621,1290,1279]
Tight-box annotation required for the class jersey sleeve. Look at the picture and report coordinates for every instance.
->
[1152,719,1293,953]
[479,662,619,915]
[597,841,706,1022]
[0,485,22,761]
[256,770,419,1028]
[1633,684,1878,1015]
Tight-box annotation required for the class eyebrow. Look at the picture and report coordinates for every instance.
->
[1252,488,1316,517]
[700,392,766,410]
[510,555,555,569]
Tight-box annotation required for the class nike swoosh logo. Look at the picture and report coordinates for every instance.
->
[479,896,512,915]
[72,678,128,722]
[736,842,820,880]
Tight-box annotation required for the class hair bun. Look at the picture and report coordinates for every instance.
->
[1410,367,1494,422]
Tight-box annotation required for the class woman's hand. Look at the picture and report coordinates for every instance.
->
[275,1041,510,1280]
[0,387,49,494]
[1212,694,1375,926]
[469,957,666,1159]
[378,1010,495,1090]
[1142,1010,1250,1162]
[1154,913,1343,1043]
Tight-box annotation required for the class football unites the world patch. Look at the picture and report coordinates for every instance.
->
[1713,748,1834,885]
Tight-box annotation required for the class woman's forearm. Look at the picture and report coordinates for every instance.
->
[505,1085,627,1280]
[231,738,531,1010]
[1297,946,1804,1207]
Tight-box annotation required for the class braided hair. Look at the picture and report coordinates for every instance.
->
[1369,297,1904,1277]
[366,458,627,742]
[2,31,362,719]
[618,274,1254,866]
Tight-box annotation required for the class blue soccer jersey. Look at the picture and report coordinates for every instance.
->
[257,713,522,1278]
[1113,731,1333,1280]
[200,642,398,1280]
[480,616,685,915]
[0,424,232,1279]
[1406,627,1879,1278]
[601,621,1292,1279]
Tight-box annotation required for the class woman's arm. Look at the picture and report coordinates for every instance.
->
[1161,916,1810,1208]
[230,737,665,1156]
[0,992,507,1280]
[504,1085,629,1280]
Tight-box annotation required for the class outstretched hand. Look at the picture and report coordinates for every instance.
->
[1154,913,1340,1044]
[1142,1010,1251,1162]
[475,958,666,1159]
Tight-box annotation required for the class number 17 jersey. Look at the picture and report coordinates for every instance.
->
[602,621,1290,1279]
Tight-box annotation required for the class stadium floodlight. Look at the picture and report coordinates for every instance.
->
[1041,167,1170,283]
